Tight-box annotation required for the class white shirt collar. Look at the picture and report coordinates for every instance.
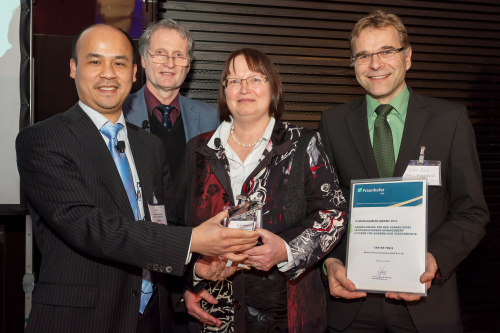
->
[79,101,128,137]
[207,116,276,150]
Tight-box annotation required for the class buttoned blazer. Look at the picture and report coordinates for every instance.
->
[123,86,220,142]
[16,103,192,333]
[318,87,489,333]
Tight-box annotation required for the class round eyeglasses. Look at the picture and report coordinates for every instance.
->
[147,51,190,67]
[222,75,269,90]
[351,47,406,66]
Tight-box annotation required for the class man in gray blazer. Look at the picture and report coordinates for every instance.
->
[318,11,489,332]
[123,18,218,178]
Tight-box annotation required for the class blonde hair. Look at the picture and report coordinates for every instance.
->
[349,10,411,55]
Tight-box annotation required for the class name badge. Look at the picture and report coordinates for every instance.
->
[147,202,168,225]
[403,160,441,186]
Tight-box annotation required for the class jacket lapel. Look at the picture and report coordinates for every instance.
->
[393,90,430,177]
[243,139,296,185]
[63,104,134,219]
[196,144,235,206]
[124,86,149,129]
[346,98,380,178]
[179,95,200,142]
[127,125,152,221]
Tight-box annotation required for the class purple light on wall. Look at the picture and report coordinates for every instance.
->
[95,0,143,38]
[129,1,143,39]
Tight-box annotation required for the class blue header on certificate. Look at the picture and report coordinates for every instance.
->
[352,182,423,208]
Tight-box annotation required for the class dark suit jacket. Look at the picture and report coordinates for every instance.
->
[123,86,219,142]
[16,103,193,333]
[318,88,489,333]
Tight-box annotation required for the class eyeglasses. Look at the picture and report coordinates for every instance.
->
[351,47,406,65]
[147,51,189,67]
[222,75,269,90]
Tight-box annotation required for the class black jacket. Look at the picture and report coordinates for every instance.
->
[318,88,489,333]
[175,121,348,333]
[17,104,192,333]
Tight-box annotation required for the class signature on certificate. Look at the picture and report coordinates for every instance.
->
[377,266,388,279]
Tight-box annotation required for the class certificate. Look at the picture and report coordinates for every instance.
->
[346,177,428,295]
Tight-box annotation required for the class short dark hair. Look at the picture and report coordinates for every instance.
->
[350,10,411,58]
[71,24,137,65]
[218,48,284,122]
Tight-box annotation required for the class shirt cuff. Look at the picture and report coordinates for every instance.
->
[185,232,193,264]
[277,239,295,272]
[193,257,204,282]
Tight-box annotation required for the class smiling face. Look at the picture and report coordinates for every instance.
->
[70,25,137,120]
[353,25,411,104]
[141,28,190,98]
[224,55,271,123]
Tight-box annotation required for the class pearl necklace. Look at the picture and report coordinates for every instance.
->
[230,125,262,148]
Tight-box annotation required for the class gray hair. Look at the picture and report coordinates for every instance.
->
[138,18,195,61]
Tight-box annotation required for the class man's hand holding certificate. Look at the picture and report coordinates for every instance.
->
[344,177,430,297]
[325,253,437,302]
[385,252,438,301]
[325,258,367,299]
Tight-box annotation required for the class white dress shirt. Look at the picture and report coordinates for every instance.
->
[207,117,295,272]
[79,101,146,220]
[79,101,192,264]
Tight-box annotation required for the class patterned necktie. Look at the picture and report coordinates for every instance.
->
[373,104,395,178]
[99,124,153,314]
[157,104,174,131]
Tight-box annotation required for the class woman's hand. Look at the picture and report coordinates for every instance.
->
[195,255,239,281]
[184,289,221,327]
[242,228,288,271]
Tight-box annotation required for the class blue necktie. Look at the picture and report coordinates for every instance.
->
[100,123,153,314]
[157,104,174,131]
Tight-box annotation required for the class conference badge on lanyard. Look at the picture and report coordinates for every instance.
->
[403,146,441,186]
[147,193,168,225]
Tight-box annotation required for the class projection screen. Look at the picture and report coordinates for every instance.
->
[0,0,30,213]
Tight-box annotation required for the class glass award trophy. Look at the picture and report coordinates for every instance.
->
[222,200,264,268]
[222,200,263,231]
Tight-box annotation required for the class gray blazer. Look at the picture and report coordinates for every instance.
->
[123,86,219,142]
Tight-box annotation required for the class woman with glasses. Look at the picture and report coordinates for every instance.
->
[175,48,348,333]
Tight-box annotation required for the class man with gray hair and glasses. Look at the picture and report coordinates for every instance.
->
[123,18,218,332]
[123,18,218,178]
[319,10,489,332]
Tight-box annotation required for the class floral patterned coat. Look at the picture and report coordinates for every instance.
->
[176,121,348,333]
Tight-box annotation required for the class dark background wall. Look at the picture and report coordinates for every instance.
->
[2,0,498,332]
[158,1,500,329]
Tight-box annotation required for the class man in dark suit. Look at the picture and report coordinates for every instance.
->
[318,10,489,333]
[123,18,219,178]
[16,24,258,333]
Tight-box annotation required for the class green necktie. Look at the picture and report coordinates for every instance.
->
[373,104,395,178]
